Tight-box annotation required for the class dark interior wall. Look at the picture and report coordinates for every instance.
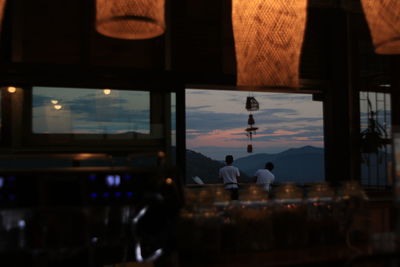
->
[19,0,82,64]
[7,0,166,69]
[300,8,333,81]
[170,0,223,73]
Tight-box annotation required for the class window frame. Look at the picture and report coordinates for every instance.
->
[0,85,175,154]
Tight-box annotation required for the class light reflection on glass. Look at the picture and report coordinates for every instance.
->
[54,104,62,110]
[18,220,26,229]
[114,175,121,186]
[106,175,121,187]
[33,86,150,134]
[106,175,115,187]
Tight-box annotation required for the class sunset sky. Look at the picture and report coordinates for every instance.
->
[31,86,325,162]
[186,89,324,160]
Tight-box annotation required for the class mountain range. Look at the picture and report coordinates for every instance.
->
[186,146,325,184]
[186,150,251,184]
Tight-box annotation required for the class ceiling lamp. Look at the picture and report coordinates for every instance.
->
[232,0,307,87]
[0,0,5,27]
[361,0,400,54]
[7,86,16,93]
[96,0,165,40]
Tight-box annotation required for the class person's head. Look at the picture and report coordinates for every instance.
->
[225,155,234,165]
[265,162,274,171]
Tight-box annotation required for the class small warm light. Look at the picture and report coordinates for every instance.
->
[103,89,111,95]
[232,0,308,87]
[54,104,62,110]
[361,0,400,54]
[96,0,165,40]
[165,178,173,185]
[276,183,303,201]
[7,86,16,93]
[75,153,96,160]
[51,100,59,104]
[157,151,166,158]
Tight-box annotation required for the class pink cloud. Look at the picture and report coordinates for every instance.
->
[187,128,247,147]
[272,130,306,136]
[187,127,324,149]
[293,137,311,141]
[186,129,204,136]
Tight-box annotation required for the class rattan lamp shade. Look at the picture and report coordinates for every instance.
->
[0,0,5,29]
[361,0,400,54]
[232,0,307,87]
[96,0,165,40]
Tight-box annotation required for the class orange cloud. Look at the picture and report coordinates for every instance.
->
[292,136,324,141]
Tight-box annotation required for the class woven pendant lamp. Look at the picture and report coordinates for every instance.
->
[232,0,307,87]
[361,0,400,54]
[96,0,165,40]
[0,0,5,28]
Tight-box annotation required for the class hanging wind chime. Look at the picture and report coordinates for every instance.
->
[245,95,259,153]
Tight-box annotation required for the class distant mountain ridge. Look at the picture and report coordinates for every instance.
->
[186,150,251,184]
[185,146,324,184]
[234,146,324,183]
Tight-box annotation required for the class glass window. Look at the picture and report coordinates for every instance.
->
[185,89,325,185]
[32,86,150,134]
[360,91,391,187]
[171,92,176,147]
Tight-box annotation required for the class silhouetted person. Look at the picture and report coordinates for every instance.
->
[219,155,240,200]
[254,162,275,191]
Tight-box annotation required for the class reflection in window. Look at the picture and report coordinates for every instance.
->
[32,87,150,134]
[360,91,391,187]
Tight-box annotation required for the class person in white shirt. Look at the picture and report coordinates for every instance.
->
[219,155,240,200]
[254,162,275,191]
